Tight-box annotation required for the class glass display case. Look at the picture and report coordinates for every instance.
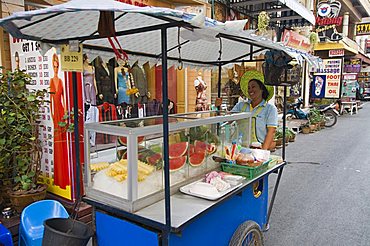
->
[84,111,252,212]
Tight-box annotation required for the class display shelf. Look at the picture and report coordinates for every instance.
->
[84,111,253,213]
[84,162,285,233]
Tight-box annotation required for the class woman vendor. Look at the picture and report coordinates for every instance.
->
[216,70,278,150]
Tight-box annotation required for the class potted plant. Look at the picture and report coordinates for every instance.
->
[301,122,311,134]
[286,128,296,142]
[274,127,283,147]
[0,68,48,213]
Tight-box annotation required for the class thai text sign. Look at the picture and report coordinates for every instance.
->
[281,30,310,52]
[312,59,342,98]
[356,23,370,36]
[329,49,344,57]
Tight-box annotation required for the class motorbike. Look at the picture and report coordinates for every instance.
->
[286,98,340,127]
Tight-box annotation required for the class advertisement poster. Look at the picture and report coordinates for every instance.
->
[341,73,357,101]
[313,59,342,98]
[10,38,80,200]
[311,75,326,98]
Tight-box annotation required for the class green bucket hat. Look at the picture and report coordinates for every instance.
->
[240,70,274,101]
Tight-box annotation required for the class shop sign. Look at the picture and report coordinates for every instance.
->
[281,30,310,52]
[356,23,370,36]
[312,59,342,98]
[329,49,344,57]
[344,58,361,73]
[366,40,370,54]
[61,44,83,72]
[315,0,343,42]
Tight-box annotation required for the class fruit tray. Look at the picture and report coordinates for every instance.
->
[221,160,271,180]
[180,177,244,201]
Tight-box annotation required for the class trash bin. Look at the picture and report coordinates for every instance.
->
[42,218,94,246]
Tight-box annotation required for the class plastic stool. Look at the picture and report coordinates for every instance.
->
[19,200,69,246]
[0,223,13,246]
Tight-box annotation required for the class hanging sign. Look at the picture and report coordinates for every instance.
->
[329,49,344,57]
[312,59,342,98]
[61,44,83,72]
[281,30,311,52]
[315,0,343,42]
[356,23,370,36]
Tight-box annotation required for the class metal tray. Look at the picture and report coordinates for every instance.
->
[179,177,244,201]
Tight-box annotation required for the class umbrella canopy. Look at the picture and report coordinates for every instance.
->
[0,0,319,68]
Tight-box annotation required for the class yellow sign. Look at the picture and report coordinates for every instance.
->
[356,23,370,36]
[61,44,83,72]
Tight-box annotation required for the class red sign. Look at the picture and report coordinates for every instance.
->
[329,49,344,57]
[281,30,311,52]
[316,16,343,26]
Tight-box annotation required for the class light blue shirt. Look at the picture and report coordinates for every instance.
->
[231,100,278,143]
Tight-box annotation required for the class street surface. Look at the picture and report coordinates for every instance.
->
[265,103,370,246]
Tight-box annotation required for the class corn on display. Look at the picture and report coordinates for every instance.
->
[102,159,155,182]
[90,162,110,172]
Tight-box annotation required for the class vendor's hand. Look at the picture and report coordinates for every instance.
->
[99,94,104,100]
[215,97,222,107]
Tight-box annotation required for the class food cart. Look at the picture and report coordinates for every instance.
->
[0,0,320,244]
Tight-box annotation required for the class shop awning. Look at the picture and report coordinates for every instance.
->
[355,52,370,65]
[230,0,315,25]
[0,0,318,68]
[314,41,358,56]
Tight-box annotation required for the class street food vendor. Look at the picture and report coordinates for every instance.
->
[216,70,278,150]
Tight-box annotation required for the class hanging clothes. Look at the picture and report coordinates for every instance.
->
[96,102,117,144]
[131,62,149,104]
[95,57,114,105]
[83,67,97,105]
[117,70,130,104]
[85,105,99,146]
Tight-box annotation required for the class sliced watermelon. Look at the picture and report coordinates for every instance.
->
[169,156,187,172]
[188,144,195,155]
[189,152,206,167]
[206,143,217,155]
[147,153,162,166]
[118,136,145,146]
[169,142,188,159]
[194,140,207,150]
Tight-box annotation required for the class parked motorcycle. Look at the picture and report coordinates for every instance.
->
[286,98,340,127]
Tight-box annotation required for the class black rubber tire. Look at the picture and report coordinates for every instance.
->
[324,110,337,127]
[229,221,264,246]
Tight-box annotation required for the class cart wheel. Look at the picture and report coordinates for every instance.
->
[229,221,263,246]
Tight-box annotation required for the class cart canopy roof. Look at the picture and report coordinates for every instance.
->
[0,0,320,68]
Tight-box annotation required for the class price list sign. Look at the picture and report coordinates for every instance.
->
[10,37,66,188]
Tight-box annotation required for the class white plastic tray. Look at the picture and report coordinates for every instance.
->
[179,177,245,201]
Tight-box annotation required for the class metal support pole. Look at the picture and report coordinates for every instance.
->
[264,166,284,231]
[72,71,81,200]
[217,63,222,98]
[161,27,171,246]
[282,72,287,161]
